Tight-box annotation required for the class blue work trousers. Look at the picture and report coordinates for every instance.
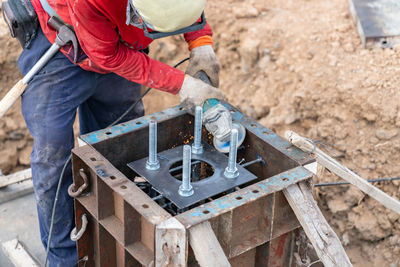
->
[18,29,144,267]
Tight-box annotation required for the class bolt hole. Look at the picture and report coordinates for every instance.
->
[142,204,149,209]
[283,178,289,182]
[121,123,126,127]
[252,190,259,193]
[203,210,210,214]
[169,160,214,182]
[110,176,116,180]
[236,196,243,200]
[121,185,127,189]
[230,109,235,114]
[251,124,257,128]
[105,131,112,135]
[136,121,142,125]
[263,131,270,135]
[90,157,96,161]
[179,107,184,111]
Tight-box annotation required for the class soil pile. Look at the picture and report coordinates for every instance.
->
[0,17,29,174]
[148,0,400,265]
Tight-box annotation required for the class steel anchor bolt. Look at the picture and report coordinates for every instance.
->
[179,145,194,197]
[192,106,203,154]
[224,129,239,178]
[146,120,160,170]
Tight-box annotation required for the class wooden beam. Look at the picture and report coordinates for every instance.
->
[2,239,40,267]
[155,217,186,267]
[189,221,231,267]
[0,168,32,188]
[286,130,400,215]
[0,180,34,204]
[283,182,352,267]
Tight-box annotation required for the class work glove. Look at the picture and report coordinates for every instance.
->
[186,45,220,87]
[179,75,225,115]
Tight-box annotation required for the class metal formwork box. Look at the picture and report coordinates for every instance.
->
[71,102,314,266]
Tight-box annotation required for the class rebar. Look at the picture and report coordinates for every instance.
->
[192,106,203,154]
[146,120,160,170]
[169,160,201,173]
[179,145,194,197]
[152,195,164,201]
[224,129,239,178]
[240,157,265,168]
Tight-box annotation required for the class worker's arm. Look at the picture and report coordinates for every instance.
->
[68,0,185,94]
[67,1,225,116]
[184,19,213,50]
[183,19,220,88]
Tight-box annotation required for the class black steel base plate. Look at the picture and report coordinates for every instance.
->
[127,143,257,209]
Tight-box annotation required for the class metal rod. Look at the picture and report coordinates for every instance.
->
[149,121,157,164]
[227,129,238,171]
[192,106,204,154]
[224,129,239,178]
[170,154,263,177]
[146,120,160,170]
[152,195,164,201]
[179,145,194,197]
[240,157,265,168]
[169,160,202,173]
[315,177,400,187]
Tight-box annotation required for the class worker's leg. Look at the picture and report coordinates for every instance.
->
[18,29,95,267]
[79,72,144,134]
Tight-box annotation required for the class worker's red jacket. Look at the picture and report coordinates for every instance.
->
[31,0,213,94]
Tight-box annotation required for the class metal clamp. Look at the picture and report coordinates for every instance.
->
[68,169,89,198]
[70,214,88,242]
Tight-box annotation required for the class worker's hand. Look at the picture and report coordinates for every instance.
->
[186,45,220,87]
[179,75,225,114]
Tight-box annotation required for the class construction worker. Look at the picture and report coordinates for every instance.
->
[15,0,224,265]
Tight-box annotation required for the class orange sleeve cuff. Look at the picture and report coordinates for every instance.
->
[188,36,213,51]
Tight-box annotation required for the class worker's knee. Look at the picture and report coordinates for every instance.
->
[30,143,72,193]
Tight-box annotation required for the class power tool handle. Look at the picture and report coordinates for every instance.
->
[194,70,211,86]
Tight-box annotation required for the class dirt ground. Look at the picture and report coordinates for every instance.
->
[1,0,400,266]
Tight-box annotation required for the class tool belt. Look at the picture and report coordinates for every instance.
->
[2,0,38,48]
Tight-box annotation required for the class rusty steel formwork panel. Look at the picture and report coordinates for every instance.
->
[71,102,314,266]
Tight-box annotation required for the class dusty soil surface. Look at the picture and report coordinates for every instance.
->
[1,0,400,266]
[0,18,29,174]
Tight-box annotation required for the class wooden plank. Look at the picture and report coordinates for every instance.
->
[0,168,31,188]
[1,239,40,267]
[283,182,352,267]
[286,130,400,215]
[0,180,34,204]
[155,217,186,267]
[189,221,231,267]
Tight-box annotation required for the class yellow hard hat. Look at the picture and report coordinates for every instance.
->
[131,0,206,33]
